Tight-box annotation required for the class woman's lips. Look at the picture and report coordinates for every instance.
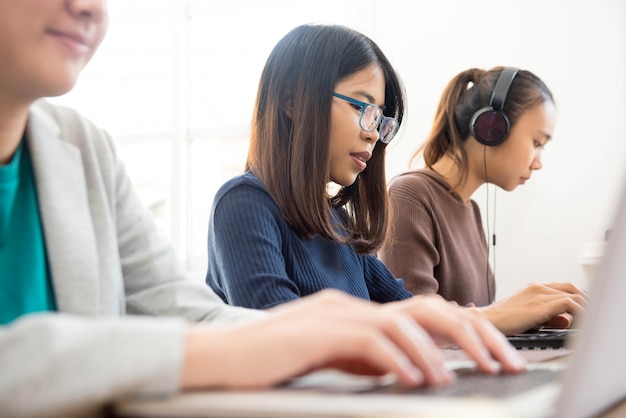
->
[351,154,367,170]
[47,29,90,55]
[350,151,372,171]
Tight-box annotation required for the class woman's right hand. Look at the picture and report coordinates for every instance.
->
[478,282,588,336]
[180,290,524,391]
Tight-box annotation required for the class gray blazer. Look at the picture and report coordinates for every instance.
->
[0,101,259,418]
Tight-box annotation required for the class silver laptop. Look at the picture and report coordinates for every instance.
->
[114,173,626,418]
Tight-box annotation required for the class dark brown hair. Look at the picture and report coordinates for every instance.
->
[411,67,554,188]
[246,24,406,254]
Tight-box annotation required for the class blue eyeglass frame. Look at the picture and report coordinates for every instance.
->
[332,92,398,144]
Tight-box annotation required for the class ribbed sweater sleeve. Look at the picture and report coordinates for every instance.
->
[206,175,299,309]
[379,170,494,307]
[206,173,411,309]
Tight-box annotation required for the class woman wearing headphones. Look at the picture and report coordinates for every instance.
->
[379,67,587,336]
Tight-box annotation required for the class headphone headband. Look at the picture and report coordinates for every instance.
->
[489,67,519,110]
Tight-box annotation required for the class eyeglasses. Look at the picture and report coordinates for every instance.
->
[332,92,399,144]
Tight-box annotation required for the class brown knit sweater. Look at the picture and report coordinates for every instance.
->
[379,169,495,307]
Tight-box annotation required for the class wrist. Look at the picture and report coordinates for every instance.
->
[470,305,507,334]
[180,327,231,390]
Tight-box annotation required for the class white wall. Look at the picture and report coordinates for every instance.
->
[57,0,626,297]
[375,0,626,298]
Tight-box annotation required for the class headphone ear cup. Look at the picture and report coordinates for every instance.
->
[470,107,510,146]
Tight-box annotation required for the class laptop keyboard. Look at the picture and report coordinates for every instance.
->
[507,329,576,349]
[367,367,562,398]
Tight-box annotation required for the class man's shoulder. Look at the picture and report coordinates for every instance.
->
[31,100,95,130]
[29,100,111,150]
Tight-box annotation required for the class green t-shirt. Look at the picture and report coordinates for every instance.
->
[0,140,56,325]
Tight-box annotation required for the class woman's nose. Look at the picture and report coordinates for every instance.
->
[67,0,106,21]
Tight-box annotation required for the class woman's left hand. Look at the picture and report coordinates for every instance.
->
[382,295,526,376]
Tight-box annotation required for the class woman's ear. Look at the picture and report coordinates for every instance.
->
[283,92,293,119]
[284,102,293,118]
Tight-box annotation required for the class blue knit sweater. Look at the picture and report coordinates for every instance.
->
[205,171,412,309]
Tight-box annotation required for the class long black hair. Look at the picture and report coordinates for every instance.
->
[246,24,406,253]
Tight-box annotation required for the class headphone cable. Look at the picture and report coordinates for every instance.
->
[483,146,493,304]
[493,187,497,288]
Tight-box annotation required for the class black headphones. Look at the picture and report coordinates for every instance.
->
[469,67,519,146]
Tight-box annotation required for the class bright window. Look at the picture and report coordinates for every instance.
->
[52,0,375,278]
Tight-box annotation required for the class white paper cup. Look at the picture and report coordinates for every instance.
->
[578,241,607,287]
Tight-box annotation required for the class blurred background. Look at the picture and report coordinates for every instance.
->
[52,0,626,299]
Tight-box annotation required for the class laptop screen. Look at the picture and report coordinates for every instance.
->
[555,171,626,418]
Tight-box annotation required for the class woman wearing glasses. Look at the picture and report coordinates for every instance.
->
[205,23,418,309]
[378,67,587,335]
[202,25,526,380]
